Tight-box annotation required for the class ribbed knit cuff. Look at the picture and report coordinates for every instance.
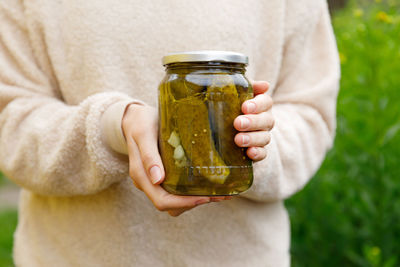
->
[101,100,145,155]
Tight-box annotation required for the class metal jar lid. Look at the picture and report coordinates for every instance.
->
[162,50,248,66]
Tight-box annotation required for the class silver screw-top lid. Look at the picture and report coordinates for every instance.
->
[162,50,248,66]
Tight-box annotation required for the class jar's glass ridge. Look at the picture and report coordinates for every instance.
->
[158,57,254,196]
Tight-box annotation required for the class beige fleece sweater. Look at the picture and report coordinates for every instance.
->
[0,0,339,266]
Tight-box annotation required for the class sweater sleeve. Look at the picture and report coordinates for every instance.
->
[0,1,141,196]
[241,3,340,202]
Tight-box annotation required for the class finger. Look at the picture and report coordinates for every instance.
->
[149,189,211,212]
[210,196,227,202]
[126,138,144,191]
[126,105,165,185]
[167,197,221,216]
[210,196,234,202]
[167,195,223,216]
[168,209,187,217]
[130,152,211,211]
[135,128,165,185]
[247,147,267,161]
[242,94,273,114]
[234,131,271,147]
[168,207,194,217]
[234,111,275,131]
[131,153,211,211]
[132,179,141,190]
[127,136,211,212]
[251,81,270,95]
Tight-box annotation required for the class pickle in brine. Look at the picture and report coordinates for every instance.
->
[159,81,184,188]
[169,75,205,100]
[206,74,252,166]
[174,95,230,184]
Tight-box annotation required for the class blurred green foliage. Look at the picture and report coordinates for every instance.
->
[286,0,400,266]
[0,172,6,187]
[0,173,16,267]
[0,210,17,267]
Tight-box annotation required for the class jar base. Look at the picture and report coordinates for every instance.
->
[161,183,250,196]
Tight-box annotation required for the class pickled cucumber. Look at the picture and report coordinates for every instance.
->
[159,81,183,188]
[174,96,230,184]
[206,74,252,166]
[168,75,205,100]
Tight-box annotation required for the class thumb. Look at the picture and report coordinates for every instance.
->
[135,131,165,185]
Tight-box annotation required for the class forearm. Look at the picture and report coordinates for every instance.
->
[0,90,136,196]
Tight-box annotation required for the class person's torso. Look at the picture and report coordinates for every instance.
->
[14,1,324,266]
[23,0,296,106]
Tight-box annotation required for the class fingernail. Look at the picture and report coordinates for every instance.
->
[240,117,250,129]
[149,165,162,184]
[251,148,258,157]
[195,199,209,206]
[246,102,256,113]
[210,197,222,202]
[242,135,250,146]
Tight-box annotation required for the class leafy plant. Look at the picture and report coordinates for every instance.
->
[287,1,400,266]
[0,210,18,267]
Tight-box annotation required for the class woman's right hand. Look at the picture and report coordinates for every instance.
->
[122,104,231,217]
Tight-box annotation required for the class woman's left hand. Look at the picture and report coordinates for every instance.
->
[234,81,274,162]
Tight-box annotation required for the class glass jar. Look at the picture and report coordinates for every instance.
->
[158,51,253,196]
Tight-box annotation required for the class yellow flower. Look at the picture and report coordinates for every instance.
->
[339,52,347,64]
[353,8,364,18]
[376,11,393,24]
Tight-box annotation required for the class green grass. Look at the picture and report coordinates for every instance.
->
[286,1,400,266]
[0,210,17,267]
